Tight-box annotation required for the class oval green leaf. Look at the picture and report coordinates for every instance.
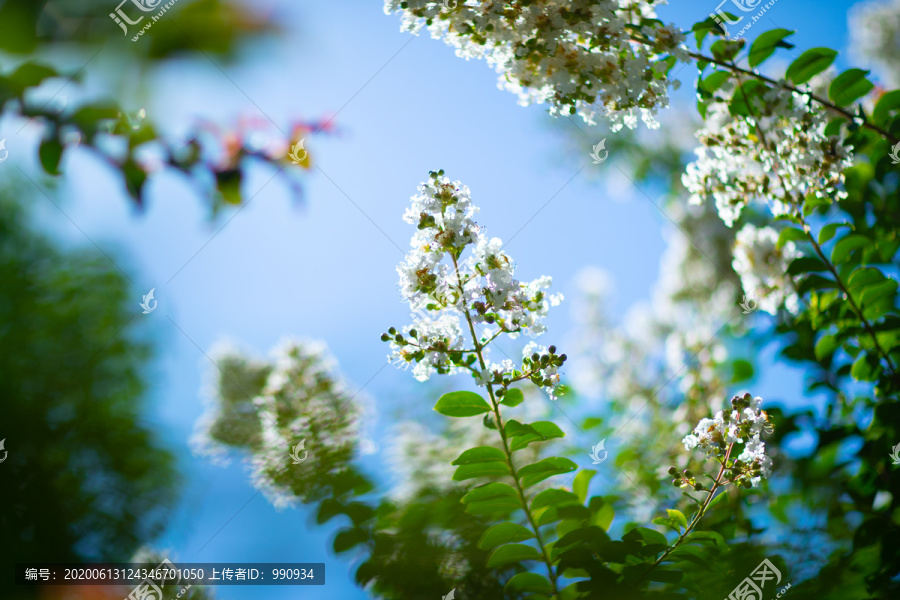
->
[517,457,578,488]
[500,387,525,407]
[452,446,506,465]
[434,390,491,417]
[485,543,543,568]
[452,461,510,481]
[748,29,794,68]
[831,234,870,264]
[786,48,838,84]
[829,68,874,106]
[477,522,535,550]
[504,572,553,594]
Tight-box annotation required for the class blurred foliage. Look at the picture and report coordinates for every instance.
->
[0,187,178,599]
[0,0,320,213]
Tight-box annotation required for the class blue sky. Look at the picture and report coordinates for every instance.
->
[5,0,873,598]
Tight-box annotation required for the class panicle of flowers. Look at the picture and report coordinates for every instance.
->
[383,170,565,398]
[683,83,853,227]
[677,393,774,489]
[732,224,800,315]
[384,1,688,130]
[192,338,361,509]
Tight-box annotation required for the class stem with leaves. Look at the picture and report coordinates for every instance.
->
[451,254,561,600]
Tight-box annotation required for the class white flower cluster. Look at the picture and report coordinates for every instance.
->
[682,393,773,487]
[386,171,563,394]
[683,84,853,227]
[384,1,687,130]
[193,338,363,509]
[732,224,800,315]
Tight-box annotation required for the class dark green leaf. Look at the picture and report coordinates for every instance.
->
[452,446,506,465]
[452,461,509,481]
[517,457,578,488]
[477,522,534,550]
[873,90,900,126]
[748,29,794,67]
[831,234,870,264]
[39,137,63,175]
[818,222,849,244]
[462,482,520,515]
[486,543,543,568]
[777,227,807,249]
[434,390,492,417]
[829,69,874,106]
[333,528,367,553]
[531,488,580,511]
[501,387,524,407]
[504,572,552,594]
[786,48,838,84]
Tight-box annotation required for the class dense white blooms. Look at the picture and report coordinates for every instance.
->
[193,338,362,509]
[682,394,773,487]
[386,171,565,397]
[732,224,800,315]
[384,1,687,130]
[683,84,852,227]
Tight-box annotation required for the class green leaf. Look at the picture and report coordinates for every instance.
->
[452,446,506,465]
[831,234,870,265]
[683,530,728,551]
[860,279,898,307]
[829,69,874,106]
[485,543,543,568]
[851,353,877,381]
[8,62,58,94]
[590,498,615,531]
[748,29,794,68]
[333,528,367,553]
[710,39,744,62]
[818,222,849,244]
[814,334,840,361]
[504,572,552,594]
[500,387,524,407]
[39,137,63,175]
[452,461,510,481]
[215,168,242,205]
[461,482,520,515]
[731,359,754,383]
[434,391,492,417]
[786,48,838,84]
[873,90,900,126]
[531,489,581,511]
[787,256,830,275]
[667,509,688,529]
[507,420,566,451]
[847,267,885,293]
[572,469,596,503]
[777,227,807,249]
[699,71,731,93]
[623,526,669,547]
[477,522,534,550]
[517,457,578,488]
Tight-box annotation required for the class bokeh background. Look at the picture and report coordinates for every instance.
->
[0,0,882,598]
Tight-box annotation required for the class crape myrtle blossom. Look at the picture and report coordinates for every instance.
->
[732,224,801,315]
[193,338,363,509]
[680,393,774,488]
[384,1,688,130]
[384,170,565,398]
[683,83,853,227]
